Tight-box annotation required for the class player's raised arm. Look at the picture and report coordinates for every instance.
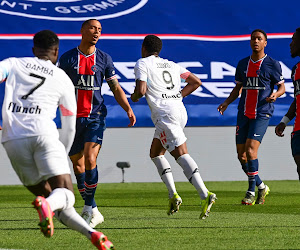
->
[107,78,136,127]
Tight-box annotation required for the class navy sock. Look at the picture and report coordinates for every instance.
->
[75,172,86,201]
[255,175,263,187]
[247,159,258,192]
[241,162,248,175]
[85,167,98,206]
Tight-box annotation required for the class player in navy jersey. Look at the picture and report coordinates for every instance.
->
[59,19,136,227]
[218,29,285,205]
[275,27,300,180]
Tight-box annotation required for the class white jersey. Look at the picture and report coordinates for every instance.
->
[134,55,190,119]
[0,57,76,143]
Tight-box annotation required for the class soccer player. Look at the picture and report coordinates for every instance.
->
[58,19,136,227]
[131,35,217,219]
[0,30,113,249]
[275,27,300,179]
[218,29,285,205]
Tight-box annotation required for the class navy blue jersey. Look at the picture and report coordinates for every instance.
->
[58,47,117,118]
[235,55,284,119]
[292,62,300,132]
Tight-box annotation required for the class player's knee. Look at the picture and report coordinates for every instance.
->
[245,148,257,160]
[63,188,75,209]
[84,155,97,168]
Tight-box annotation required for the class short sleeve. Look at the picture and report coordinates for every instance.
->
[134,59,148,82]
[235,60,243,84]
[104,54,117,81]
[178,65,190,80]
[0,58,13,83]
[271,61,284,85]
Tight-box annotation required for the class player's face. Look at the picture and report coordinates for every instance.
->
[250,32,267,53]
[81,20,102,46]
[290,31,300,58]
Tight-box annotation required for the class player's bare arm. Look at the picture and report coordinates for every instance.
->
[266,82,285,103]
[131,79,147,102]
[275,99,296,137]
[181,73,201,97]
[108,78,136,127]
[217,84,242,115]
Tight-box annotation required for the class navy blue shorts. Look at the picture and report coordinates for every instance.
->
[235,112,270,144]
[291,131,300,157]
[69,116,106,156]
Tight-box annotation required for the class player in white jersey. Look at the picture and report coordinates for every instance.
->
[0,30,113,250]
[131,35,217,219]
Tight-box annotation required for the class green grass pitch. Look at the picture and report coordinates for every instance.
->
[0,180,300,249]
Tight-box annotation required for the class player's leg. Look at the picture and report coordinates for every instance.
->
[81,142,103,225]
[236,144,248,175]
[293,155,300,180]
[236,112,250,176]
[39,174,113,248]
[247,118,270,205]
[172,143,216,219]
[291,132,300,180]
[69,118,88,204]
[70,152,86,200]
[81,117,106,227]
[150,136,180,215]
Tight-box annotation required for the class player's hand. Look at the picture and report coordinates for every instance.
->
[127,109,136,127]
[266,93,277,103]
[130,93,139,102]
[217,102,228,115]
[275,122,286,137]
[0,125,2,130]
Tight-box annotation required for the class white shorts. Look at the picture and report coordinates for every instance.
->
[2,135,71,186]
[153,105,187,152]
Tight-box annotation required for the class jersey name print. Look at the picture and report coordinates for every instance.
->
[59,47,117,118]
[134,55,190,115]
[235,55,284,119]
[0,57,76,143]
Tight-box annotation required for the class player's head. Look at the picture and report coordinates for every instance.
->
[80,19,102,46]
[142,35,162,58]
[290,27,300,58]
[250,29,267,53]
[32,30,59,64]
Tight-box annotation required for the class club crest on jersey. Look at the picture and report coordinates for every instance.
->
[91,65,100,73]
[0,0,148,21]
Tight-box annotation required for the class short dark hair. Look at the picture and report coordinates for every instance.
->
[296,27,300,33]
[81,19,99,29]
[251,29,267,40]
[33,30,59,50]
[142,35,162,54]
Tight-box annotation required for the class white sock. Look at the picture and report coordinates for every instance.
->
[247,191,255,196]
[176,154,208,199]
[46,188,75,211]
[258,182,266,190]
[152,155,177,198]
[55,207,95,239]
